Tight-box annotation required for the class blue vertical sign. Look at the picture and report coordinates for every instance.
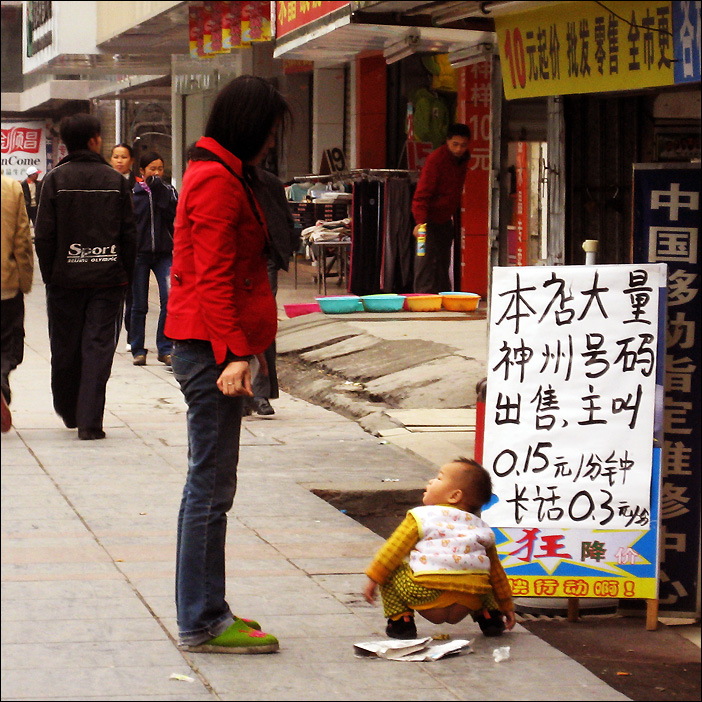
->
[633,163,701,616]
[673,0,702,84]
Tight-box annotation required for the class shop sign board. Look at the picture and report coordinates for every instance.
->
[494,1,698,100]
[276,1,349,38]
[633,163,701,615]
[483,263,667,599]
[456,60,492,298]
[673,0,701,83]
[507,142,530,267]
[1,121,47,181]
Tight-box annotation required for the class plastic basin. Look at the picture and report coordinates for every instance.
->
[439,292,481,311]
[315,296,363,314]
[361,294,406,312]
[406,294,443,312]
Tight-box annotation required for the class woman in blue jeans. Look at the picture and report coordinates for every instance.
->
[165,76,292,653]
[130,152,178,366]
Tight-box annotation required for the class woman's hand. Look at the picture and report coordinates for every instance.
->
[216,361,253,397]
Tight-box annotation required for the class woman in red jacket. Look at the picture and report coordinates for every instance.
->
[165,75,291,654]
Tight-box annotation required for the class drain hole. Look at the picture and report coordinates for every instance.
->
[311,488,424,539]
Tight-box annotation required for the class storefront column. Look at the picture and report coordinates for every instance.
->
[312,67,345,172]
[354,55,386,168]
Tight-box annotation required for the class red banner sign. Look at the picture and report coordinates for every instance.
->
[456,60,492,298]
[276,1,349,38]
[1,126,42,153]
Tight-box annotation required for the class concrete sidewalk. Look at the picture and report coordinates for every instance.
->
[1,276,630,701]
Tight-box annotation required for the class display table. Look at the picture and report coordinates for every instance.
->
[310,240,352,296]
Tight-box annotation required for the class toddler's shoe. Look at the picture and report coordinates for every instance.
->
[386,613,417,639]
[180,618,278,654]
[475,609,506,637]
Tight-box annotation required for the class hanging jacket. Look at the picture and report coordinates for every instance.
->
[34,150,136,288]
[164,136,276,364]
[132,177,178,254]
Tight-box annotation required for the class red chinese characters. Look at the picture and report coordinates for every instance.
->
[1,127,42,154]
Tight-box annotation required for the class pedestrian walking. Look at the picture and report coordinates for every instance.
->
[246,166,300,416]
[20,166,43,227]
[34,114,137,440]
[411,123,471,294]
[363,457,515,639]
[130,151,178,367]
[165,75,292,653]
[1,174,34,433]
[110,142,137,351]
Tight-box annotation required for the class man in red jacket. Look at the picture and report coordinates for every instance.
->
[411,123,471,293]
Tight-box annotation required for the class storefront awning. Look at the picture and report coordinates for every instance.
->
[273,2,496,66]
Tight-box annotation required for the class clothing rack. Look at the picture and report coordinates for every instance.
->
[292,172,346,183]
[292,168,418,183]
[348,168,418,178]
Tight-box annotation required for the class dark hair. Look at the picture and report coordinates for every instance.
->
[454,457,492,509]
[60,114,101,153]
[204,75,292,163]
[447,123,471,140]
[111,142,134,158]
[139,151,164,171]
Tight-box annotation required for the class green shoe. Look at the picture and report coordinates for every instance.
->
[180,619,279,654]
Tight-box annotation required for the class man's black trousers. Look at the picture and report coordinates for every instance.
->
[46,284,125,431]
[413,220,456,294]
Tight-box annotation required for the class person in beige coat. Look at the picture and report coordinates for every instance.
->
[1,174,34,432]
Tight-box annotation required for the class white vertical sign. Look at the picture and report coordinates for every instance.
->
[483,264,666,531]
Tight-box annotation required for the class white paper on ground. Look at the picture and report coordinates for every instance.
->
[400,639,474,661]
[353,637,474,661]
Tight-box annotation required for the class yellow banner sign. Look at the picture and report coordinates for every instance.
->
[495,1,676,99]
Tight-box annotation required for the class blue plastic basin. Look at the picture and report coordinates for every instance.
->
[316,296,363,314]
[361,294,407,312]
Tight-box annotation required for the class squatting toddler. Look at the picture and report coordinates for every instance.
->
[363,457,515,639]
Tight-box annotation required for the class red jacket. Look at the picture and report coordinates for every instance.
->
[411,143,469,226]
[164,137,277,364]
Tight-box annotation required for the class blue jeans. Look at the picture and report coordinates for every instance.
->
[130,252,172,358]
[171,340,245,645]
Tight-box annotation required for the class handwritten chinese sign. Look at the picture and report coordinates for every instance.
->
[633,163,700,614]
[484,263,666,530]
[494,0,682,99]
[483,263,667,598]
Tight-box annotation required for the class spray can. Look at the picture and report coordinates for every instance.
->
[416,223,426,256]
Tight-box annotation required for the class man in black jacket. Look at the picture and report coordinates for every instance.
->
[34,113,137,439]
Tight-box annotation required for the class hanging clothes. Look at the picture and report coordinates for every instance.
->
[381,177,416,293]
[349,178,384,297]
